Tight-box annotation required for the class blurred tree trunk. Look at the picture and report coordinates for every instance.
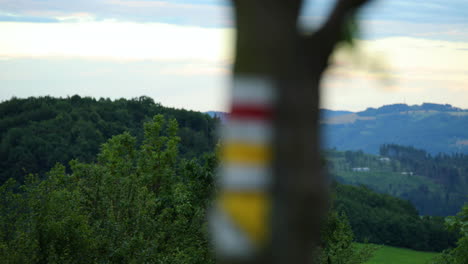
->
[224,1,372,263]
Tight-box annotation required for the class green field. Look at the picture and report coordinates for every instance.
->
[363,244,439,264]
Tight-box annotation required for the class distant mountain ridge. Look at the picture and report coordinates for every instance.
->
[322,103,468,155]
[358,103,466,116]
[208,103,468,155]
[206,109,355,121]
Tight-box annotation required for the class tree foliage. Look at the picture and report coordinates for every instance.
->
[333,183,458,252]
[326,145,468,216]
[0,112,380,263]
[430,203,468,264]
[1,96,460,262]
[314,211,378,264]
[0,96,218,185]
[0,115,216,263]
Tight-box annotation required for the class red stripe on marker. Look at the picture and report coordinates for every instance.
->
[230,104,273,120]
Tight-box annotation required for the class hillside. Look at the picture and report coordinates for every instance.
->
[322,103,468,155]
[0,96,461,258]
[5,97,463,216]
[0,96,218,185]
[210,103,468,155]
[326,146,468,216]
[333,183,457,251]
[361,244,440,264]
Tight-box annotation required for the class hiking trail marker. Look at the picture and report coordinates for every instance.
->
[211,75,277,259]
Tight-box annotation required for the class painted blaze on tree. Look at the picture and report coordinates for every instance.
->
[211,0,373,263]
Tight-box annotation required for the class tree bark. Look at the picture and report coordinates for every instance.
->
[220,1,373,263]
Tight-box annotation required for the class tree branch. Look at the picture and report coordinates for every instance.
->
[304,0,373,72]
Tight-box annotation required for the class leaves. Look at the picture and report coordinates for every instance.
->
[0,96,218,185]
[314,211,379,264]
[429,204,468,264]
[0,116,216,263]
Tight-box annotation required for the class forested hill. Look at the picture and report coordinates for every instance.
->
[0,113,459,262]
[209,103,468,155]
[322,103,468,155]
[2,96,465,216]
[333,183,458,251]
[327,145,468,216]
[1,96,464,259]
[0,96,218,185]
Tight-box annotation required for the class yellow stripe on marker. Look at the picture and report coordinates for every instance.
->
[222,142,272,165]
[219,191,270,245]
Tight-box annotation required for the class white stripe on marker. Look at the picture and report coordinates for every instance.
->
[231,76,276,105]
[210,206,254,258]
[218,164,272,190]
[220,119,273,145]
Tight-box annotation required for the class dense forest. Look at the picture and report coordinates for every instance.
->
[0,113,377,263]
[380,144,468,195]
[333,183,458,251]
[0,96,217,185]
[327,147,468,216]
[1,97,467,263]
[431,203,468,264]
[0,115,217,263]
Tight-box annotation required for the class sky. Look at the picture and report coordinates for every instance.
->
[0,0,467,112]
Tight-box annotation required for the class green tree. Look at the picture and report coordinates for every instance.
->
[0,115,216,263]
[430,203,468,264]
[314,211,378,264]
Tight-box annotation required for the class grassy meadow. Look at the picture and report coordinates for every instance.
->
[362,244,440,264]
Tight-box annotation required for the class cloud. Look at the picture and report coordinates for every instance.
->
[1,0,467,42]
[0,13,59,23]
[299,0,468,42]
[321,36,468,111]
[359,20,468,42]
[360,0,468,24]
[0,21,233,61]
[329,37,468,78]
[160,62,229,76]
[0,0,232,27]
[0,19,233,112]
[0,57,230,112]
[1,1,467,112]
